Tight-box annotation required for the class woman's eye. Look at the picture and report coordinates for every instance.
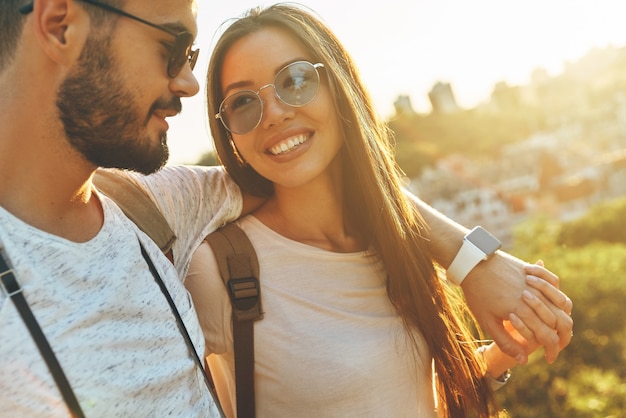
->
[229,94,257,111]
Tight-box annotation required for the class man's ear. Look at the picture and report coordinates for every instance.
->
[32,0,89,66]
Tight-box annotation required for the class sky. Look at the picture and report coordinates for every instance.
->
[166,0,626,165]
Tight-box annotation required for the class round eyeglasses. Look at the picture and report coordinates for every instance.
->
[215,61,325,135]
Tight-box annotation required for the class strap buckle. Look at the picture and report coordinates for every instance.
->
[227,277,262,321]
[0,269,23,298]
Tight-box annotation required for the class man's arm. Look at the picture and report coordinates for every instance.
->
[406,190,572,364]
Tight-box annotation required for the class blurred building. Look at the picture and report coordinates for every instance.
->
[428,82,459,114]
[393,95,416,116]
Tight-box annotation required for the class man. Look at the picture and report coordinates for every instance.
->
[0,0,237,416]
[0,0,571,416]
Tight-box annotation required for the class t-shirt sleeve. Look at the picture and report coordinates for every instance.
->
[131,165,243,279]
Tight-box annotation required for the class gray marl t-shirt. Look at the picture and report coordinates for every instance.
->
[0,165,240,417]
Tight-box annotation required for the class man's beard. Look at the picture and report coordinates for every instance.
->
[56,35,181,174]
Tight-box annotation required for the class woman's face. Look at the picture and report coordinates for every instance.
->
[220,26,344,191]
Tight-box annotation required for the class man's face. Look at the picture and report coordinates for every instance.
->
[57,34,176,174]
[57,0,198,174]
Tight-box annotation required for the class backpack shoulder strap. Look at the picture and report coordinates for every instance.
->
[205,223,262,321]
[92,169,176,261]
[205,223,262,418]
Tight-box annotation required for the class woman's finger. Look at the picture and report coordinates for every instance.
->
[524,260,560,288]
[522,281,574,354]
[526,274,573,316]
[522,287,558,327]
[507,314,536,349]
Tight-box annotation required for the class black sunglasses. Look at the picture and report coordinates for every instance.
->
[19,0,199,78]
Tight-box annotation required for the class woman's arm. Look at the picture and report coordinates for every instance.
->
[405,190,573,364]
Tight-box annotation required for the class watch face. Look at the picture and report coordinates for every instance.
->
[467,226,501,254]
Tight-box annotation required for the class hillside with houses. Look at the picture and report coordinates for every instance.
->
[389,45,626,248]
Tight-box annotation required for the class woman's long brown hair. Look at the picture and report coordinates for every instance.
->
[206,4,496,416]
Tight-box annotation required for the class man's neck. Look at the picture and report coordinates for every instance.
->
[0,129,104,242]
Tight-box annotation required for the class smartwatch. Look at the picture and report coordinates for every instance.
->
[446,226,501,285]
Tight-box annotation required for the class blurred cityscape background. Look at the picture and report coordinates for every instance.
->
[395,45,626,249]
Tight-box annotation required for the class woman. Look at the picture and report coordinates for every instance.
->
[186,4,571,417]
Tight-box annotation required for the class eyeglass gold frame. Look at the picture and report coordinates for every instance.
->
[215,61,324,135]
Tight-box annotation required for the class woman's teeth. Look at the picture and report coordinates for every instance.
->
[269,134,307,155]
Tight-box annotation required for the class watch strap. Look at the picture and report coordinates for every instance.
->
[446,238,487,285]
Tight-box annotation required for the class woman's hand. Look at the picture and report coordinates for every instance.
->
[483,260,573,376]
[462,255,572,364]
[509,260,574,357]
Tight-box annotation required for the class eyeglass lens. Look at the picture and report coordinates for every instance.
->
[169,32,198,78]
[217,61,323,134]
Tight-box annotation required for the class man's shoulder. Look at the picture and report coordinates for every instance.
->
[95,165,228,190]
[141,165,228,188]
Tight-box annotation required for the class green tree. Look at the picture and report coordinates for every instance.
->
[196,150,219,166]
[388,106,545,177]
[558,197,626,247]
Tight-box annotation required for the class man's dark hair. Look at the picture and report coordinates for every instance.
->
[0,0,126,72]
[0,1,27,72]
[80,0,127,26]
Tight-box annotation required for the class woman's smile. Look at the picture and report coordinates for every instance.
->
[268,133,309,155]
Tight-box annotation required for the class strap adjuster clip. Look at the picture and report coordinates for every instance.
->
[227,277,262,321]
[1,270,23,298]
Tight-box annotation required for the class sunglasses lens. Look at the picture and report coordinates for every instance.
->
[189,49,199,71]
[275,62,320,107]
[168,32,195,78]
[220,92,263,134]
